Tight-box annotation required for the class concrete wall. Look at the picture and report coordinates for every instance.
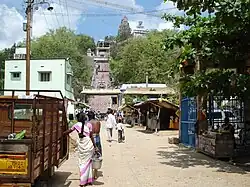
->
[5,59,62,92]
[4,59,75,115]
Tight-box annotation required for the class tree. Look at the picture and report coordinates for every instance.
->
[0,44,16,90]
[104,35,116,43]
[117,16,132,42]
[77,34,95,55]
[162,0,250,110]
[110,30,180,87]
[30,27,95,99]
[163,0,250,70]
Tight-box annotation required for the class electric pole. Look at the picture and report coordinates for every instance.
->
[145,72,148,88]
[25,0,33,95]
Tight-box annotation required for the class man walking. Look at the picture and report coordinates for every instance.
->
[88,112,102,179]
[106,109,116,142]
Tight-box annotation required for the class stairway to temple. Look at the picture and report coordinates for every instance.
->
[87,41,113,113]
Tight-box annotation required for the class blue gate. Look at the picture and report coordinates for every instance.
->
[180,97,197,148]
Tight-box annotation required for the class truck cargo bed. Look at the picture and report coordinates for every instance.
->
[0,90,69,185]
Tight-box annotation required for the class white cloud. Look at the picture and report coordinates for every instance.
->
[31,1,82,37]
[156,1,184,16]
[0,0,184,49]
[0,0,144,49]
[0,5,24,49]
[128,1,184,32]
[79,0,143,12]
[0,0,84,49]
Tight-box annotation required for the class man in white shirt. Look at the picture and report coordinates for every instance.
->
[106,109,117,142]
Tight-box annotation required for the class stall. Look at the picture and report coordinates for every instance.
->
[134,98,179,130]
[118,104,138,124]
[195,96,242,159]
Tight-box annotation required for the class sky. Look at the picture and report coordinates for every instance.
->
[0,0,184,49]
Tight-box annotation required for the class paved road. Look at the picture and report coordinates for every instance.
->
[50,123,250,187]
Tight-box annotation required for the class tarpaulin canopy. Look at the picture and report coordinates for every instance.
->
[134,98,178,111]
[118,104,138,111]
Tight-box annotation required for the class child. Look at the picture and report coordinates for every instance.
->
[117,118,125,143]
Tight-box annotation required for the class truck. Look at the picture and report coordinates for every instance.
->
[0,90,69,187]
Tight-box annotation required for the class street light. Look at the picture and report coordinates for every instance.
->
[25,0,53,95]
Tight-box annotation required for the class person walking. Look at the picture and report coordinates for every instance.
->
[106,109,116,142]
[64,113,98,186]
[88,112,102,180]
[117,118,125,143]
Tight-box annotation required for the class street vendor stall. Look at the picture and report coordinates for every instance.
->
[195,96,241,159]
[134,98,179,130]
[118,104,138,124]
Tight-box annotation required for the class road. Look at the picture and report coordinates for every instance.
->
[50,123,250,187]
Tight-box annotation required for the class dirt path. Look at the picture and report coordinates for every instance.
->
[50,123,250,187]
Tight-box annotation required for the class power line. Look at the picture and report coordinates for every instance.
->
[69,0,139,12]
[53,0,175,18]
[50,0,62,28]
[39,8,177,18]
[64,0,71,29]
[53,9,62,27]
[58,0,66,26]
[42,9,51,30]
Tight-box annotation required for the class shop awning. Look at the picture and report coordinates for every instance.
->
[134,98,179,111]
[118,104,138,111]
[75,102,90,108]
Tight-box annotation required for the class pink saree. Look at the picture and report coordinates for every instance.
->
[71,122,94,185]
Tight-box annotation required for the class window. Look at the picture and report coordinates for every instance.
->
[11,72,21,81]
[9,104,33,120]
[39,72,51,82]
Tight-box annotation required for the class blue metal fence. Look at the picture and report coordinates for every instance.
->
[180,97,197,148]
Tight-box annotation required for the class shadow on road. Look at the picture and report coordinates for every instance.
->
[157,146,249,174]
[49,171,72,187]
[93,181,105,185]
[136,130,154,134]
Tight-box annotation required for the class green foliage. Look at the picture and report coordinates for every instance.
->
[110,30,181,86]
[181,70,250,99]
[76,34,96,55]
[30,27,95,99]
[163,0,250,69]
[104,35,116,43]
[0,44,16,90]
[165,0,216,15]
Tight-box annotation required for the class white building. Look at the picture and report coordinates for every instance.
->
[120,83,167,91]
[4,48,75,118]
[132,21,149,38]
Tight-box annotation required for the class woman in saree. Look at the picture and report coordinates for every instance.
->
[64,112,98,186]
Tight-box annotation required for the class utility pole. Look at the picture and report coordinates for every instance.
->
[145,72,148,88]
[25,0,33,95]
